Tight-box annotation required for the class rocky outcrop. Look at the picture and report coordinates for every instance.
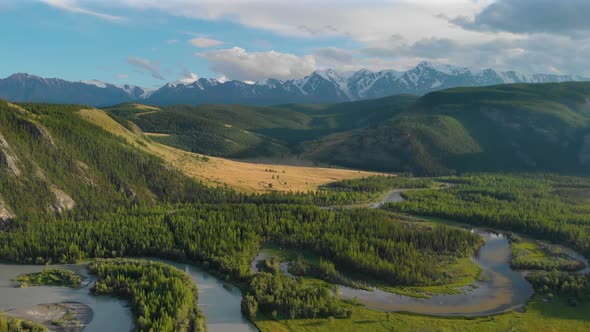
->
[49,186,75,214]
[0,198,15,229]
[26,121,56,146]
[75,160,95,185]
[121,184,139,204]
[0,132,21,176]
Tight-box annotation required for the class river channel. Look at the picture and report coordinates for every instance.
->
[0,260,258,332]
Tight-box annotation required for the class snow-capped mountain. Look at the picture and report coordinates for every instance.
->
[1,62,587,106]
[146,61,588,105]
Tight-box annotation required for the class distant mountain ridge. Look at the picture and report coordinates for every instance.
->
[0,73,153,106]
[1,62,588,106]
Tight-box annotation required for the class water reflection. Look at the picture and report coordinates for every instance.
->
[149,259,259,332]
[0,260,259,332]
[0,263,133,332]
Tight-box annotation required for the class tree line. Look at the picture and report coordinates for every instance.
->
[89,258,206,332]
[0,203,482,287]
[386,174,590,256]
[241,272,350,320]
[0,315,46,332]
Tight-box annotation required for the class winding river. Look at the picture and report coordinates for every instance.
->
[339,229,535,316]
[338,188,589,316]
[260,188,589,316]
[0,187,588,330]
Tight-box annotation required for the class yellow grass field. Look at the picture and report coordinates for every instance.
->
[79,108,381,193]
[132,103,161,117]
[143,132,171,137]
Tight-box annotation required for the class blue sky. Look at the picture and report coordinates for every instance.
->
[1,1,589,87]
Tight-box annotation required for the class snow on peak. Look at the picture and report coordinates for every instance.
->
[139,88,156,99]
[313,68,345,82]
[188,78,219,90]
[81,80,109,88]
[8,73,54,83]
[178,72,200,84]
[255,78,284,88]
[415,61,469,75]
[354,68,373,75]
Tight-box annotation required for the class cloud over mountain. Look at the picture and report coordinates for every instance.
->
[127,57,165,81]
[197,47,317,81]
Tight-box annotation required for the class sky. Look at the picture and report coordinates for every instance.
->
[1,0,589,88]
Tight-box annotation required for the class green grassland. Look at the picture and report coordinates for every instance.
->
[383,256,482,298]
[255,296,590,332]
[13,269,81,288]
[511,240,586,272]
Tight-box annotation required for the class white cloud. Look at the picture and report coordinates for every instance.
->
[40,0,125,22]
[189,37,224,48]
[216,75,229,83]
[38,0,590,77]
[197,47,317,81]
[115,74,129,79]
[178,70,199,84]
[167,39,180,44]
[126,56,165,80]
[109,0,500,44]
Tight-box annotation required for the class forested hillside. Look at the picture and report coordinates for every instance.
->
[0,100,236,224]
[318,82,590,174]
[108,82,590,175]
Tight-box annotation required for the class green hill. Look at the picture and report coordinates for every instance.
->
[104,103,308,157]
[104,95,418,158]
[103,82,590,175]
[310,82,590,174]
[0,100,227,223]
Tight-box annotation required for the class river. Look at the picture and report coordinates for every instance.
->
[335,188,589,316]
[0,263,134,332]
[339,228,535,316]
[0,261,258,332]
[258,187,589,316]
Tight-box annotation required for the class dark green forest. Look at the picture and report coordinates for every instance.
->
[386,174,590,256]
[527,270,590,306]
[90,259,206,332]
[0,204,482,286]
[242,272,350,320]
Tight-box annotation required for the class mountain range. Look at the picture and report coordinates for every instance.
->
[1,61,588,106]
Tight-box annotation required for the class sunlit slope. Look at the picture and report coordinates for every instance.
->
[79,108,379,193]
[0,101,213,221]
